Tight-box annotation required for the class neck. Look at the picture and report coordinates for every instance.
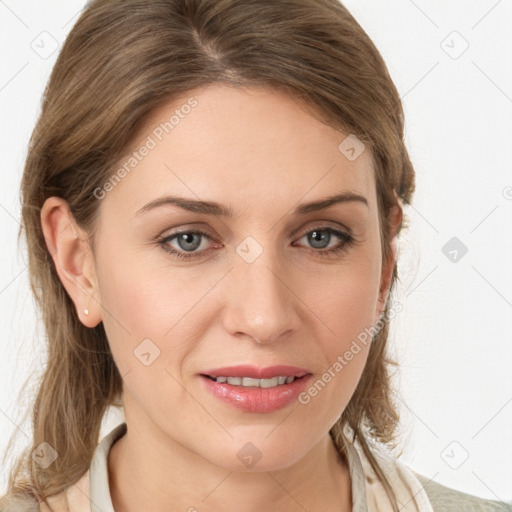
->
[108,411,352,512]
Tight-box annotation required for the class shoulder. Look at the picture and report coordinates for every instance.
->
[0,492,41,512]
[0,470,90,512]
[412,471,512,512]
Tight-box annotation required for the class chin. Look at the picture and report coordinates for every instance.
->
[197,433,311,473]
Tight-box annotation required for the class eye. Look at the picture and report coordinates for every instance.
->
[292,226,356,258]
[157,225,358,260]
[157,229,217,260]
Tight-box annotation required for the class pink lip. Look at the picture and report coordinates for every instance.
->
[198,365,312,413]
[201,365,310,379]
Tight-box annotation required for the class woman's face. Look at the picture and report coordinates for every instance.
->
[89,84,398,470]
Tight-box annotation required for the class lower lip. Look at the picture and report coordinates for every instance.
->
[199,375,312,413]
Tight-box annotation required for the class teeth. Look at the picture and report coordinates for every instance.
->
[215,375,297,387]
[259,377,278,388]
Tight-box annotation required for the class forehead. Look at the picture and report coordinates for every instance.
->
[101,84,376,217]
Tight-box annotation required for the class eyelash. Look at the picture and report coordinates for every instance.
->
[157,226,357,261]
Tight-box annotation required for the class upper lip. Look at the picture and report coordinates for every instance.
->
[201,365,311,379]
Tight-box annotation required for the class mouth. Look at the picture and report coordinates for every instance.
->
[198,365,312,413]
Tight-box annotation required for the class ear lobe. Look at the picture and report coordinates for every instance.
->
[40,197,102,328]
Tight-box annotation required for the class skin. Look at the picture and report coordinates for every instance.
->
[41,84,402,512]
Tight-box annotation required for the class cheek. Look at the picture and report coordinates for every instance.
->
[294,255,381,415]
[295,283,376,433]
[95,241,218,380]
[95,229,202,332]
[301,251,382,340]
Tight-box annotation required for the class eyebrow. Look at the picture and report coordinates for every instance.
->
[135,192,368,217]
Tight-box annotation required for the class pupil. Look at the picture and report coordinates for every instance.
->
[309,230,330,249]
[178,233,200,251]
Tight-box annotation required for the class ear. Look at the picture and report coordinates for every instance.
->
[375,200,403,319]
[40,197,102,328]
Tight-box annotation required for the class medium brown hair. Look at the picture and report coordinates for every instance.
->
[1,1,415,510]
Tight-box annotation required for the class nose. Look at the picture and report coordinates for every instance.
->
[222,250,301,346]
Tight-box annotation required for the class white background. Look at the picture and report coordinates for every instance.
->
[1,0,511,502]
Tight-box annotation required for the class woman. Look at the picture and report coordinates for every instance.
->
[1,0,509,511]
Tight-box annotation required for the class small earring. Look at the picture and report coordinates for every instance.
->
[84,296,92,316]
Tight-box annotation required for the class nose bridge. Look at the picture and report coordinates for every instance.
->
[224,238,299,344]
